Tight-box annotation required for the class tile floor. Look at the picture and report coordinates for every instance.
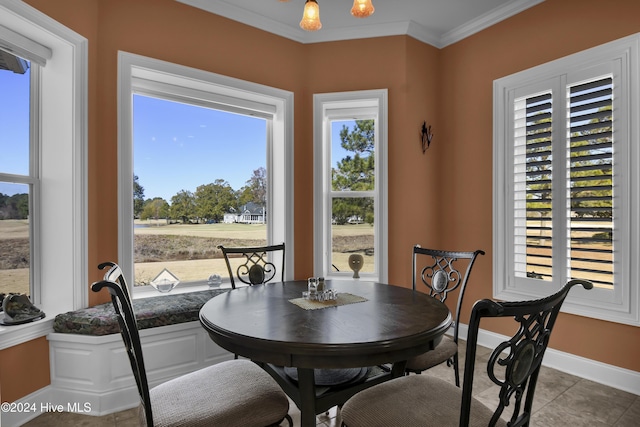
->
[22,342,640,427]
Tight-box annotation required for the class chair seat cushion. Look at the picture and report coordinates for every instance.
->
[144,359,290,427]
[405,335,457,371]
[341,374,505,427]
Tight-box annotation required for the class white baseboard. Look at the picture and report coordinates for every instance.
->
[0,386,52,427]
[456,323,640,396]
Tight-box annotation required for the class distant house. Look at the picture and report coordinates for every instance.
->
[223,202,266,224]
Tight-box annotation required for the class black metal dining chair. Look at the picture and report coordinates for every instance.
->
[340,279,593,427]
[91,261,292,427]
[218,243,285,288]
[406,245,485,386]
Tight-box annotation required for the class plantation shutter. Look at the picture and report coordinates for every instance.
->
[514,92,553,280]
[495,34,639,323]
[567,77,614,288]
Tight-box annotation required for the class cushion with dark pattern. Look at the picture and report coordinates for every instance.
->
[53,289,229,335]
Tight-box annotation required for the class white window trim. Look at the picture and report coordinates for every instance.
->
[313,90,388,282]
[117,52,294,294]
[0,0,88,348]
[493,34,640,326]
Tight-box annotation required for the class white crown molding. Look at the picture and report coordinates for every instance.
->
[177,0,544,48]
[301,21,413,44]
[405,20,442,48]
[177,0,307,42]
[439,0,545,47]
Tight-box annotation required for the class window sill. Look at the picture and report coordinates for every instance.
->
[0,316,54,350]
[132,281,238,299]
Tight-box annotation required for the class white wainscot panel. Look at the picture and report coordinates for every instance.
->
[48,321,233,416]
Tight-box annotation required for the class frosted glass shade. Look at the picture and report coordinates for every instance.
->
[300,0,322,31]
[351,0,375,18]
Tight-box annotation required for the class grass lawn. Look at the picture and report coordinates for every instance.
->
[1,220,375,295]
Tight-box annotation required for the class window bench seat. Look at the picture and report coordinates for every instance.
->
[46,289,233,417]
[52,288,229,335]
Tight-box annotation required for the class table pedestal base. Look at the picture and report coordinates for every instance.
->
[260,362,407,427]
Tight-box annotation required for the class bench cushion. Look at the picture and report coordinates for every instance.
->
[53,289,229,336]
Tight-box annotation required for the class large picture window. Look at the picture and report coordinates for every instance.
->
[493,34,640,325]
[132,94,269,289]
[119,53,294,295]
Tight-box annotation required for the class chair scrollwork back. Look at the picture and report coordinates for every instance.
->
[461,279,594,427]
[218,243,285,288]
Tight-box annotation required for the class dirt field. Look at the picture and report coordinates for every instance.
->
[0,220,374,294]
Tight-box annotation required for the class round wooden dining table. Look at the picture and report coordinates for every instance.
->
[199,279,451,427]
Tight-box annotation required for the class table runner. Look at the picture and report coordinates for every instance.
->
[288,293,367,310]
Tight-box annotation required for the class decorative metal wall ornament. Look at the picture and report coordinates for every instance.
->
[421,121,433,153]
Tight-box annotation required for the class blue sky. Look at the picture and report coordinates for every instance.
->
[0,68,30,182]
[133,94,268,201]
[133,95,354,202]
[1,71,355,201]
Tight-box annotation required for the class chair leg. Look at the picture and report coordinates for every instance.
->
[453,353,460,387]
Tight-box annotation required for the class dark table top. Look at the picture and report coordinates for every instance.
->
[199,279,452,369]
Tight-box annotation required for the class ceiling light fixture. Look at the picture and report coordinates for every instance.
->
[290,0,375,32]
[300,0,322,32]
[351,0,375,18]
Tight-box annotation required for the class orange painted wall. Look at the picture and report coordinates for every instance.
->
[0,338,50,403]
[305,36,442,287]
[439,0,640,372]
[2,0,637,405]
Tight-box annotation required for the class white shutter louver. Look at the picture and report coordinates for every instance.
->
[567,77,614,289]
[514,91,553,281]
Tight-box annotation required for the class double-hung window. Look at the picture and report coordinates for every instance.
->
[0,50,36,300]
[313,90,388,281]
[0,1,87,347]
[494,34,640,325]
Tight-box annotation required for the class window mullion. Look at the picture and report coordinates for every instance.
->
[30,62,42,305]
[551,76,569,286]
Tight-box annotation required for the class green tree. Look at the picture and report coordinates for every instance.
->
[332,197,373,225]
[569,106,613,219]
[339,119,374,155]
[140,197,169,220]
[331,120,375,225]
[238,167,267,206]
[194,180,237,222]
[13,193,29,219]
[133,175,145,218]
[0,193,29,219]
[169,190,196,223]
